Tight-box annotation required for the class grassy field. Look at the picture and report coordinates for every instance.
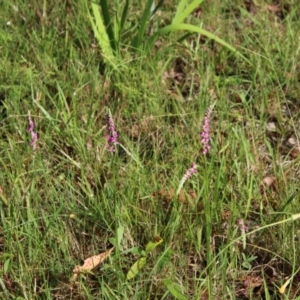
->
[1,0,300,299]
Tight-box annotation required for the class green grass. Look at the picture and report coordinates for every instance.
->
[1,0,300,299]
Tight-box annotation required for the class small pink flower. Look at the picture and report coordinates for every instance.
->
[200,106,213,154]
[182,163,197,181]
[238,218,247,249]
[237,219,246,233]
[28,120,34,132]
[176,163,197,195]
[106,109,118,152]
[28,117,37,151]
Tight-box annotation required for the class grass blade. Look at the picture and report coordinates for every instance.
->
[173,0,188,24]
[172,0,204,24]
[120,0,129,33]
[99,0,116,51]
[151,0,165,17]
[132,0,154,51]
[147,23,252,64]
[89,3,117,67]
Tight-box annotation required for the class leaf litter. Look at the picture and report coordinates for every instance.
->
[71,247,114,281]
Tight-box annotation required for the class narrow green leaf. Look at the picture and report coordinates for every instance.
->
[32,98,53,120]
[146,23,251,65]
[113,12,120,47]
[127,257,147,279]
[108,237,116,246]
[145,237,163,255]
[163,278,188,300]
[3,259,11,273]
[173,0,188,24]
[120,0,129,33]
[292,213,300,221]
[156,248,173,271]
[130,247,144,255]
[0,253,14,261]
[0,193,8,206]
[99,0,116,51]
[172,0,204,24]
[151,0,165,17]
[132,0,153,51]
[116,225,124,249]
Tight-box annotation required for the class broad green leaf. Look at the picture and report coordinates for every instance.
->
[163,278,188,300]
[145,237,163,255]
[156,248,173,271]
[146,23,251,65]
[109,237,116,246]
[172,0,204,25]
[3,259,11,273]
[116,225,124,249]
[127,257,147,279]
[89,3,117,68]
[120,247,142,255]
[99,0,116,51]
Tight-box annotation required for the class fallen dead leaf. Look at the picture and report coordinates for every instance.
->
[156,188,197,204]
[261,176,275,187]
[267,5,281,13]
[260,175,278,196]
[72,247,114,280]
[243,275,263,289]
[243,275,263,298]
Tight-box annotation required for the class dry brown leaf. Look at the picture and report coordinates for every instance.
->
[267,5,281,13]
[221,209,231,221]
[156,188,196,204]
[260,176,279,197]
[290,146,300,158]
[243,275,263,289]
[72,247,114,280]
[200,289,209,300]
[261,176,275,187]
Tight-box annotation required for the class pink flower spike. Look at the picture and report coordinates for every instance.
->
[28,120,34,132]
[28,116,38,151]
[176,163,197,195]
[183,163,197,181]
[237,219,246,233]
[106,109,119,152]
[30,131,38,150]
[200,105,213,155]
[237,218,247,249]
